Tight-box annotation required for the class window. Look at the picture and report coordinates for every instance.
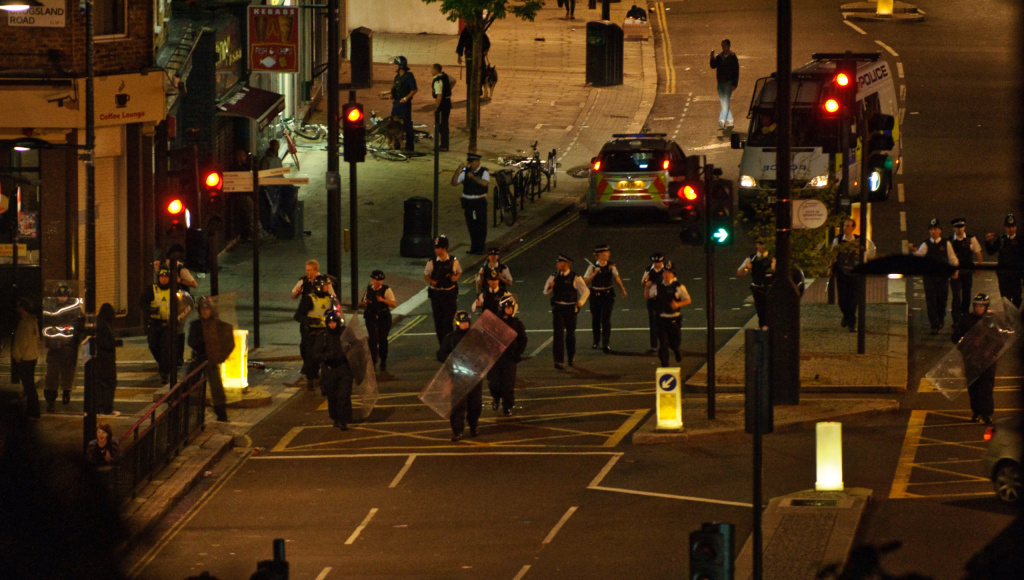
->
[599,150,668,172]
[94,0,126,37]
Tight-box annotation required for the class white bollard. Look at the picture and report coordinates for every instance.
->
[815,422,844,491]
[655,367,683,430]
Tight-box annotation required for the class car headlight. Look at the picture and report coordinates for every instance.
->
[808,174,829,188]
[739,175,757,188]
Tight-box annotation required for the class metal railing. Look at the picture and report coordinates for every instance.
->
[108,363,208,506]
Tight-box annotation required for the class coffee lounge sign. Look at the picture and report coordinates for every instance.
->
[0,72,165,129]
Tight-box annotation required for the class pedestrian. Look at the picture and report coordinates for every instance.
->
[908,218,959,334]
[736,241,775,329]
[12,298,41,420]
[984,213,1024,308]
[450,153,490,255]
[437,311,481,441]
[229,147,256,242]
[472,269,509,316]
[948,218,984,326]
[709,39,739,130]
[583,244,628,353]
[188,297,235,422]
[951,294,997,425]
[358,270,396,373]
[42,284,83,412]
[831,219,877,332]
[456,27,490,100]
[641,253,668,352]
[92,303,118,416]
[294,275,336,392]
[389,56,418,152]
[424,235,463,345]
[259,139,284,238]
[86,422,122,467]
[562,0,576,19]
[141,266,174,384]
[292,261,335,385]
[476,247,513,293]
[431,63,453,152]
[543,254,590,369]
[488,295,528,417]
[647,266,692,367]
[317,310,355,430]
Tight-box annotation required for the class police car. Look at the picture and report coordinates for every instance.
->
[585,134,693,224]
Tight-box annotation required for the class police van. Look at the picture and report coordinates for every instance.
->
[730,53,901,210]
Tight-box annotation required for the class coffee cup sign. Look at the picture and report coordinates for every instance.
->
[115,79,130,108]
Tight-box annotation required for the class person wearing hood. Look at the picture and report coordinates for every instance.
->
[187,297,235,422]
[316,309,355,430]
[91,303,119,415]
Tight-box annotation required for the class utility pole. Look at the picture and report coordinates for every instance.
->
[326,0,342,297]
[704,161,716,420]
[82,0,98,452]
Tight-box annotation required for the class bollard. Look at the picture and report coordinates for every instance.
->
[816,422,844,491]
[655,367,683,430]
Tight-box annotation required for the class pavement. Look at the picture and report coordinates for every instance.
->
[1,5,909,577]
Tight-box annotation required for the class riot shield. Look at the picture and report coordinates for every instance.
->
[42,280,85,351]
[340,314,379,419]
[174,290,195,334]
[926,298,1021,400]
[419,309,518,419]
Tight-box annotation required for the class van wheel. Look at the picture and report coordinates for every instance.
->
[994,461,1022,505]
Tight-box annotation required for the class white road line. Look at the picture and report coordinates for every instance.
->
[253,451,621,460]
[900,85,906,101]
[843,20,867,35]
[529,336,554,358]
[542,506,578,544]
[512,565,532,580]
[389,454,417,488]
[897,62,905,79]
[875,40,899,57]
[899,211,906,232]
[901,240,909,254]
[345,508,378,545]
[314,568,332,580]
[588,453,623,488]
[897,182,905,203]
[590,485,754,507]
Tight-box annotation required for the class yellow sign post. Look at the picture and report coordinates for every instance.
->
[655,367,683,430]
[221,329,249,403]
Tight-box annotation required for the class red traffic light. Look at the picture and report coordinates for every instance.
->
[682,184,699,201]
[167,198,184,215]
[346,107,364,123]
[204,171,223,190]
[823,98,840,114]
[834,72,851,87]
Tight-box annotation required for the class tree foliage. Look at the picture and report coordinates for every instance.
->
[741,188,848,278]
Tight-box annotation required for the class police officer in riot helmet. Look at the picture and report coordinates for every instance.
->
[488,294,528,417]
[317,309,355,430]
[295,274,336,392]
[437,311,480,441]
[141,267,174,384]
[951,293,997,425]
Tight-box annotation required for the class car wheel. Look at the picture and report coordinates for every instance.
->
[993,461,1022,505]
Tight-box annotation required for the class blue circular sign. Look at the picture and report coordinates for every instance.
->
[658,374,678,392]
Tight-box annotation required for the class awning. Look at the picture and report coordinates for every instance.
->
[217,86,284,132]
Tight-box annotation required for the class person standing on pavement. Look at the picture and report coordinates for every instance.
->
[648,266,692,367]
[583,244,628,353]
[294,276,336,392]
[317,310,355,430]
[472,269,509,316]
[710,39,739,130]
[641,253,668,352]
[431,64,453,152]
[359,270,396,373]
[543,254,590,369]
[456,27,490,100]
[948,218,984,327]
[908,218,959,335]
[188,297,234,423]
[437,311,481,440]
[12,298,41,420]
[424,235,463,345]
[985,213,1024,308]
[389,56,418,153]
[488,295,528,417]
[952,293,997,425]
[476,248,513,293]
[831,219,876,332]
[259,139,286,238]
[736,241,775,329]
[91,303,118,416]
[562,0,576,18]
[451,153,490,255]
[42,284,83,412]
[141,267,174,384]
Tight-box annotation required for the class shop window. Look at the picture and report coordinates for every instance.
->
[0,154,41,267]
[94,0,126,37]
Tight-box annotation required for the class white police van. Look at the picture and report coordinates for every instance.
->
[730,53,901,210]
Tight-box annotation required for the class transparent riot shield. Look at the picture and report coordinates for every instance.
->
[925,298,1021,400]
[340,314,379,419]
[42,280,85,351]
[419,309,518,419]
[174,290,195,335]
[197,294,246,402]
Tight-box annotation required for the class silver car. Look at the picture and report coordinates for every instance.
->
[982,416,1022,505]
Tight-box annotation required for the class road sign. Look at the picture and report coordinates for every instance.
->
[257,166,291,178]
[711,227,730,244]
[655,367,683,430]
[792,199,828,229]
[260,177,309,186]
[222,171,254,193]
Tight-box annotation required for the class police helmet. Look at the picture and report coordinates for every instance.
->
[434,235,450,249]
[313,274,331,296]
[972,293,990,308]
[650,252,665,262]
[324,309,344,326]
[370,270,386,281]
[393,55,408,69]
[454,311,471,325]
[56,284,72,297]
[157,267,171,278]
[197,296,214,311]
[499,294,516,310]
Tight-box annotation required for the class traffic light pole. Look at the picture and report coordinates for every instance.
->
[326,0,343,294]
[348,89,360,311]
[83,0,98,452]
[704,162,716,421]
[857,112,870,354]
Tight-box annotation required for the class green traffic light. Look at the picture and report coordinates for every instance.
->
[712,228,730,244]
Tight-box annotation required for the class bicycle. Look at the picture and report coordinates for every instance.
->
[273,113,301,169]
[282,117,327,141]
[365,119,408,161]
[492,169,517,227]
[512,142,549,207]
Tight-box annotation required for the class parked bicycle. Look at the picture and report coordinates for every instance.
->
[499,142,558,209]
[492,169,517,227]
[282,117,328,142]
[365,113,408,161]
[273,113,301,169]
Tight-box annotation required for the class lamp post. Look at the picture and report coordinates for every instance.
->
[82,0,98,452]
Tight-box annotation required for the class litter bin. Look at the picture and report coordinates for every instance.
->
[586,21,624,86]
[400,197,434,258]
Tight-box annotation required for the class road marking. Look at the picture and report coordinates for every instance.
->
[314,568,332,580]
[655,3,675,94]
[512,565,532,580]
[889,410,925,499]
[254,451,621,460]
[389,315,426,340]
[843,20,867,35]
[896,62,905,79]
[899,211,906,232]
[588,453,623,488]
[918,376,1022,393]
[897,182,905,203]
[605,410,650,448]
[875,40,899,57]
[542,506,578,544]
[345,508,378,545]
[389,454,417,488]
[530,336,554,358]
[399,326,744,338]
[591,484,754,507]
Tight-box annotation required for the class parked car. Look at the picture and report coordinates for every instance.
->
[983,416,1022,505]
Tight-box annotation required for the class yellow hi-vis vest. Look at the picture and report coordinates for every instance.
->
[151,285,171,321]
[306,295,332,328]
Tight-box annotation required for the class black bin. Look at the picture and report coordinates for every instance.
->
[350,27,373,89]
[586,21,623,86]
[278,199,304,240]
[400,197,434,258]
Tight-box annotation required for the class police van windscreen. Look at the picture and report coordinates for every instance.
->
[598,150,668,172]
[748,77,828,147]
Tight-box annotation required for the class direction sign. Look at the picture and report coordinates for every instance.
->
[257,166,291,178]
[260,177,309,185]
[222,171,254,193]
[792,199,828,229]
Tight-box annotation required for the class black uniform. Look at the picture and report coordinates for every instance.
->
[745,253,773,328]
[187,315,233,421]
[479,261,512,292]
[642,265,665,350]
[949,233,980,324]
[459,167,489,255]
[141,283,173,382]
[952,312,996,421]
[437,327,481,436]
[652,279,689,367]
[432,72,452,151]
[985,234,1024,308]
[427,256,460,344]
[587,262,619,350]
[833,235,862,330]
[91,304,118,415]
[317,326,355,428]
[548,270,585,366]
[476,286,507,316]
[361,283,393,370]
[488,313,528,415]
[919,238,955,331]
[295,293,333,384]
[42,297,83,405]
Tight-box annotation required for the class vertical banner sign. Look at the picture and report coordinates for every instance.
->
[248,6,299,73]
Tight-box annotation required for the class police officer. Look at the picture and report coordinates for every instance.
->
[318,310,355,430]
[141,267,174,384]
[476,247,513,293]
[648,266,692,367]
[431,63,452,151]
[424,235,463,345]
[641,253,668,352]
[583,244,628,353]
[187,297,234,422]
[359,270,396,373]
[389,56,418,152]
[295,275,336,391]
[488,295,528,417]
[437,311,480,440]
[543,254,589,369]
[292,260,334,380]
[948,218,983,326]
[736,241,775,329]
[42,284,84,411]
[472,269,508,316]
[985,213,1024,308]
[831,219,877,332]
[451,153,490,255]
[909,219,959,334]
[952,294,996,425]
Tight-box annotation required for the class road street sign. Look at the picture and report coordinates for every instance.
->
[257,166,290,178]
[222,171,254,193]
[655,367,683,431]
[792,199,828,229]
[260,177,309,185]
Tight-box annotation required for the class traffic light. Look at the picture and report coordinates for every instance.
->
[865,112,895,201]
[166,197,187,233]
[342,102,366,163]
[707,179,734,246]
[678,180,704,246]
[202,168,224,230]
[689,522,734,580]
[819,63,856,153]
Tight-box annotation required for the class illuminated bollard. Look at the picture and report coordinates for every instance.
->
[815,422,844,491]
[655,367,683,430]
[221,329,249,403]
[876,0,894,16]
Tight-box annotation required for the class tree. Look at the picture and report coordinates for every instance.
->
[742,187,847,279]
[423,0,543,152]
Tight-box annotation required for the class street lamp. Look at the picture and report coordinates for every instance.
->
[0,0,42,11]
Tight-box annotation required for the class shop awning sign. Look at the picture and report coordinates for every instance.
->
[247,6,299,73]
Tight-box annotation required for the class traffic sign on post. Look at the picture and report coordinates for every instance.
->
[655,367,683,431]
